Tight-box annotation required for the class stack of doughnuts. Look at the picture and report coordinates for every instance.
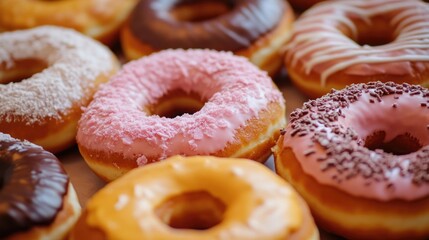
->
[121,0,295,76]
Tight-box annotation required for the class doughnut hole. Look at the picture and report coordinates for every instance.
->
[155,190,226,230]
[170,0,234,22]
[0,59,48,84]
[147,89,207,118]
[338,15,396,46]
[364,131,423,155]
[339,94,429,156]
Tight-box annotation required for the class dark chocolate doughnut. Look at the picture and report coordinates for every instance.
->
[129,0,285,51]
[121,0,295,76]
[0,133,80,239]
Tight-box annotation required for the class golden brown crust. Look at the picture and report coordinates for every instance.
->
[274,135,429,239]
[0,109,81,153]
[79,101,286,182]
[286,60,429,99]
[121,4,294,76]
[0,0,138,45]
[7,184,81,240]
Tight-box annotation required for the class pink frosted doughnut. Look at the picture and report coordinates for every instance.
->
[274,82,429,239]
[77,49,286,181]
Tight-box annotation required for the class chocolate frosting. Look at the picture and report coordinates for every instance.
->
[130,0,286,51]
[0,134,69,238]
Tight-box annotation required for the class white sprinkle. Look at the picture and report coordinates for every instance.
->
[114,194,129,210]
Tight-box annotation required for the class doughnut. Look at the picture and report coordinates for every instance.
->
[77,49,286,181]
[0,0,137,45]
[121,0,294,76]
[284,0,429,98]
[273,81,429,239]
[70,155,318,240]
[0,133,81,240]
[0,26,119,153]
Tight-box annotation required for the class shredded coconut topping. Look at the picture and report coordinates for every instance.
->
[0,26,115,123]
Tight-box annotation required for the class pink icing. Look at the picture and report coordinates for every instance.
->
[77,49,284,162]
[282,89,429,201]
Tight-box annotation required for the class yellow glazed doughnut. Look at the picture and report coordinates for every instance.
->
[70,156,319,240]
[0,0,137,45]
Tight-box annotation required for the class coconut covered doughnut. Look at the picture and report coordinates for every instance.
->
[77,49,286,181]
[0,0,137,45]
[0,26,119,153]
[273,82,429,239]
[0,133,81,240]
[70,155,319,240]
[285,0,429,98]
[121,0,294,76]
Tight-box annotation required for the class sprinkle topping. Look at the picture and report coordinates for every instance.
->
[282,82,429,200]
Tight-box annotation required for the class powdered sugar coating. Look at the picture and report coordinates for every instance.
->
[77,49,284,162]
[0,26,115,123]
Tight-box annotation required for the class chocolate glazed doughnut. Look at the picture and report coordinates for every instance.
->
[130,0,283,50]
[121,0,294,76]
[0,133,80,240]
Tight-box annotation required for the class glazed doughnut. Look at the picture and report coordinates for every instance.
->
[0,0,137,45]
[77,49,286,181]
[0,133,81,240]
[285,0,429,98]
[273,82,429,239]
[70,155,318,240]
[0,26,119,153]
[121,0,294,76]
